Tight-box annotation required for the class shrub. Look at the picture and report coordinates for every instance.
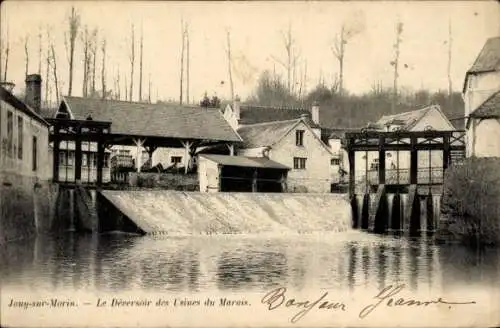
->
[441,157,500,246]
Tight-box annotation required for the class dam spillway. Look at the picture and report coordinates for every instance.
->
[97,191,352,235]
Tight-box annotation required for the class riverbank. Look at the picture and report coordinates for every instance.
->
[441,157,500,246]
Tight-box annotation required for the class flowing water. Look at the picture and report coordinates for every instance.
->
[1,192,499,327]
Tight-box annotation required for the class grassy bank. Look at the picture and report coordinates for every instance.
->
[441,157,500,246]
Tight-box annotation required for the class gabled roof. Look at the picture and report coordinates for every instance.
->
[200,154,290,170]
[463,36,500,93]
[327,127,362,139]
[237,105,317,126]
[60,96,241,142]
[237,119,301,148]
[374,105,435,130]
[237,118,333,155]
[467,36,500,74]
[469,90,500,119]
[0,85,49,126]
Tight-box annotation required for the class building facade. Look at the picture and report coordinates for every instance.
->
[237,118,335,193]
[0,75,54,244]
[463,36,500,157]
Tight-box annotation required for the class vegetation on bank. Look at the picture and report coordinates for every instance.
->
[441,157,500,246]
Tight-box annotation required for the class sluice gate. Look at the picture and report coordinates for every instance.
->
[342,130,466,235]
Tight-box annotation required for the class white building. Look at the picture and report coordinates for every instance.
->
[463,36,500,157]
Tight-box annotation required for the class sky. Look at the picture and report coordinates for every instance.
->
[0,1,499,105]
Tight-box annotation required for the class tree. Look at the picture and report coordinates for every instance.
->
[129,24,135,102]
[390,21,404,114]
[179,18,186,105]
[24,35,29,78]
[81,26,90,97]
[447,19,453,102]
[226,29,235,102]
[90,29,98,95]
[65,6,80,96]
[186,22,190,104]
[50,44,60,104]
[101,38,107,99]
[271,23,300,94]
[138,24,144,102]
[1,29,9,82]
[331,22,362,96]
[38,30,42,75]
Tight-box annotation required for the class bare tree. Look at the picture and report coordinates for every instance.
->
[38,30,42,75]
[1,27,10,82]
[24,35,29,78]
[226,29,235,102]
[124,72,128,102]
[129,24,135,102]
[45,28,51,108]
[148,72,152,103]
[331,22,362,96]
[390,21,404,113]
[90,29,98,96]
[50,44,60,104]
[447,19,453,97]
[101,38,107,99]
[271,23,299,94]
[81,26,90,97]
[139,24,143,102]
[65,6,80,96]
[186,22,190,104]
[179,18,186,105]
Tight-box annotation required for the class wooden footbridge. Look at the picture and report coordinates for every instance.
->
[342,129,466,236]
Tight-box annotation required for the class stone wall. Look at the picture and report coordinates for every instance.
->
[0,173,57,245]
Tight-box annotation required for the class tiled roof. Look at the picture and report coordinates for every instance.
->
[237,119,300,148]
[0,86,49,126]
[327,127,363,139]
[468,36,500,74]
[470,90,500,118]
[239,105,314,126]
[200,154,290,170]
[374,106,435,130]
[62,96,241,142]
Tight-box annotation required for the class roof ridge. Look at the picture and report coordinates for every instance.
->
[238,118,301,129]
[63,95,204,109]
[241,104,308,111]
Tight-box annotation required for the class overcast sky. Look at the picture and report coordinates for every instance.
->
[1,1,499,104]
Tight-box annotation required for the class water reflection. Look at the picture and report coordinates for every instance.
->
[0,232,499,295]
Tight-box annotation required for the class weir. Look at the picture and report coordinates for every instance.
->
[342,130,466,236]
[96,191,352,235]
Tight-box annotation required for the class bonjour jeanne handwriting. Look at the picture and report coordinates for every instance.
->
[261,287,347,323]
[358,284,477,319]
[261,285,476,323]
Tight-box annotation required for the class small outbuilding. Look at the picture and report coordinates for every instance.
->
[198,154,290,193]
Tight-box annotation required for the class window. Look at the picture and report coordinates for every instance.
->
[68,151,74,166]
[331,158,340,166]
[17,116,23,160]
[32,136,37,171]
[59,151,66,166]
[7,111,13,157]
[104,153,110,168]
[92,153,98,167]
[82,153,88,166]
[171,156,182,164]
[295,130,305,146]
[293,157,307,170]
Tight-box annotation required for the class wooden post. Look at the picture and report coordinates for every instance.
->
[96,140,105,186]
[378,136,386,185]
[443,134,450,171]
[74,131,82,182]
[410,136,418,185]
[227,144,235,156]
[181,140,193,174]
[348,146,355,198]
[252,169,258,192]
[52,137,60,183]
[134,138,145,172]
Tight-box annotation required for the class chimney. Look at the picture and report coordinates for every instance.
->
[25,74,42,114]
[311,101,320,125]
[233,95,241,120]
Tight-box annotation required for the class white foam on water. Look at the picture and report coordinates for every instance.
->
[100,191,352,235]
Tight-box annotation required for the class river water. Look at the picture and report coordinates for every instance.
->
[1,230,499,327]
